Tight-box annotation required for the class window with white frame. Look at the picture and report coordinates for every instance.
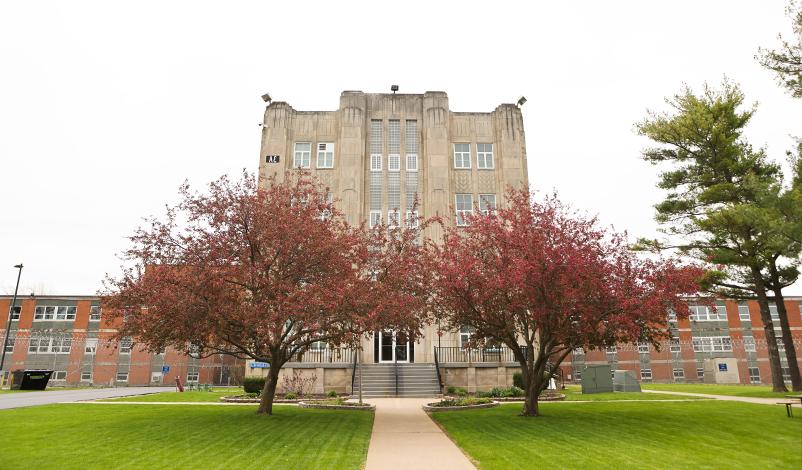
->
[697,368,704,378]
[743,336,756,352]
[406,154,418,172]
[455,194,473,226]
[316,143,334,168]
[387,211,400,229]
[459,325,475,347]
[738,303,750,321]
[476,143,494,169]
[777,337,785,351]
[28,336,71,354]
[478,194,496,215]
[573,347,584,356]
[81,371,92,382]
[116,372,129,382]
[89,305,101,321]
[32,305,76,321]
[85,338,98,354]
[637,342,650,354]
[309,340,326,351]
[782,367,790,382]
[3,333,14,353]
[673,368,685,379]
[453,143,471,169]
[748,367,760,383]
[640,369,652,380]
[769,303,780,322]
[369,210,382,229]
[187,371,200,383]
[669,339,681,353]
[405,211,419,230]
[370,154,382,172]
[692,336,733,352]
[10,306,20,320]
[388,154,400,172]
[689,305,727,322]
[119,337,133,354]
[293,142,311,168]
[605,346,617,354]
[52,371,67,381]
[55,306,76,320]
[667,309,677,323]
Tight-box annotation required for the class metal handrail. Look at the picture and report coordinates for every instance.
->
[434,347,443,392]
[350,350,358,393]
[394,354,399,396]
[434,346,524,363]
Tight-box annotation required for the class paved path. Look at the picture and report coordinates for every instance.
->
[365,398,475,470]
[0,387,173,410]
[643,389,801,406]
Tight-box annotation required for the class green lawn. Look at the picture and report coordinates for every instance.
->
[101,388,241,402]
[561,385,704,401]
[431,401,802,469]
[642,383,797,399]
[0,403,373,469]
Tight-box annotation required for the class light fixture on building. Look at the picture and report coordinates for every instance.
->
[261,93,272,103]
[391,85,399,94]
[517,96,527,107]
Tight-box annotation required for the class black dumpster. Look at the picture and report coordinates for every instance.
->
[10,370,53,390]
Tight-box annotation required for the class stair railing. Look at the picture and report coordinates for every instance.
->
[350,350,358,394]
[434,347,443,393]
[394,354,399,396]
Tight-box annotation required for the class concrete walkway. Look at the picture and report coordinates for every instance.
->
[643,389,802,406]
[0,387,173,410]
[365,398,475,470]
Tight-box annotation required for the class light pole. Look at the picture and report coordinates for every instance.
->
[1,263,23,385]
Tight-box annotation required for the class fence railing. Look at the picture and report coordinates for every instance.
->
[287,348,354,364]
[435,346,523,364]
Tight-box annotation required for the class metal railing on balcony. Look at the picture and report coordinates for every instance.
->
[287,347,354,364]
[435,346,524,364]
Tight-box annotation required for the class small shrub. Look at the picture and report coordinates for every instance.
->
[476,391,492,398]
[456,388,468,397]
[433,397,492,407]
[284,391,298,400]
[513,372,524,389]
[327,390,338,398]
[243,377,266,394]
[281,370,317,397]
[446,386,456,394]
[509,386,524,397]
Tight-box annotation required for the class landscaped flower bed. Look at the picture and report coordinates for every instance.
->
[442,386,566,402]
[220,392,347,403]
[298,398,375,411]
[423,397,499,412]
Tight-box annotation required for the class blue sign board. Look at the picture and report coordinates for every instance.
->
[250,362,269,369]
[162,365,170,374]
[718,363,727,372]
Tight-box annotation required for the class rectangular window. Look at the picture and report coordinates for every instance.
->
[293,142,311,168]
[673,368,685,379]
[33,305,75,321]
[116,372,129,382]
[453,143,471,169]
[81,371,92,382]
[777,338,785,351]
[89,306,101,321]
[459,325,475,347]
[370,154,382,172]
[478,194,496,215]
[10,306,20,320]
[738,303,750,321]
[689,305,727,322]
[669,339,681,353]
[782,367,790,382]
[637,342,650,354]
[387,211,400,229]
[3,333,14,353]
[697,368,704,378]
[319,192,333,221]
[85,338,98,354]
[388,154,401,172]
[605,346,617,354]
[405,211,419,230]
[119,337,133,355]
[369,210,382,229]
[692,336,733,352]
[769,303,780,322]
[316,143,334,168]
[187,371,200,383]
[667,310,677,323]
[406,154,418,172]
[28,338,39,353]
[640,369,652,380]
[743,336,756,352]
[455,194,473,226]
[56,336,71,353]
[52,371,67,381]
[54,306,76,320]
[748,367,760,383]
[476,143,494,169]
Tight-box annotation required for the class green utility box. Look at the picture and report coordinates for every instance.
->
[613,369,641,392]
[581,365,613,394]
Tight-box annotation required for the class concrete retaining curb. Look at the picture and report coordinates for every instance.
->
[422,401,499,412]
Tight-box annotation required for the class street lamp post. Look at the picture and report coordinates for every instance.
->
[1,263,23,386]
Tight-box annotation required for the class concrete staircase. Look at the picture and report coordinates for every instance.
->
[352,363,441,398]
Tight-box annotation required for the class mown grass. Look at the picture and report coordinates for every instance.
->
[641,383,797,399]
[100,389,241,402]
[431,401,802,469]
[0,403,373,469]
[561,384,704,401]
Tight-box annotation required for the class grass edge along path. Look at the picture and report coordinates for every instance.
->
[641,383,797,399]
[431,401,802,470]
[0,403,373,470]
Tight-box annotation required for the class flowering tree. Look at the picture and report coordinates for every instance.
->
[432,189,703,417]
[103,171,428,415]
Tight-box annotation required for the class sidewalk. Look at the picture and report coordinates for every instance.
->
[643,389,801,406]
[0,387,173,410]
[365,398,475,470]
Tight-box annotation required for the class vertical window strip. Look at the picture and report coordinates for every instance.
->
[370,120,383,154]
[388,120,400,155]
[405,120,418,153]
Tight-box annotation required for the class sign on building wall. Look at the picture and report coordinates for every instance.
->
[265,155,280,164]
[250,361,269,369]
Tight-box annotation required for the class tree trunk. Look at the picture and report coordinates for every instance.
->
[752,269,787,393]
[769,276,802,391]
[257,363,281,415]
[520,361,547,417]
[522,378,540,417]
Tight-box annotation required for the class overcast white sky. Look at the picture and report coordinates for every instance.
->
[1,1,800,295]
